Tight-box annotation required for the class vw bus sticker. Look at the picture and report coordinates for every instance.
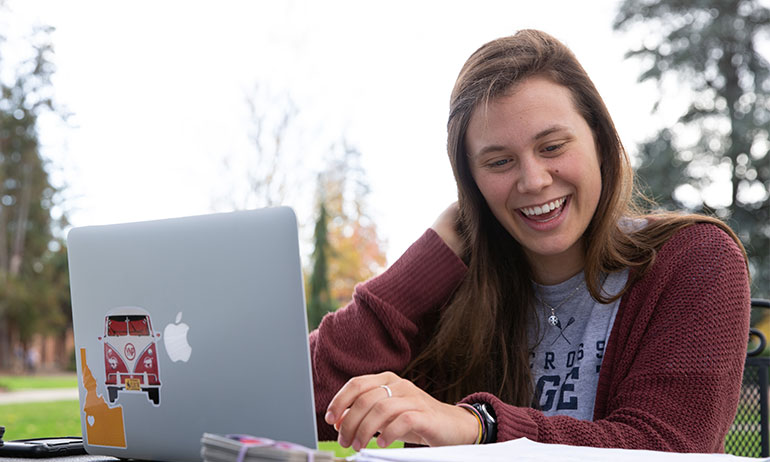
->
[98,307,162,406]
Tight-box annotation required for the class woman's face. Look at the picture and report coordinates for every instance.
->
[466,77,602,284]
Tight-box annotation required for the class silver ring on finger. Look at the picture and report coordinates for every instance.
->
[380,384,393,398]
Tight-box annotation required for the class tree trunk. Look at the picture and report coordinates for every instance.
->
[718,45,750,209]
[0,188,10,370]
[10,165,32,276]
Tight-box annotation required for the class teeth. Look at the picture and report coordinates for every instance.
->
[520,197,566,217]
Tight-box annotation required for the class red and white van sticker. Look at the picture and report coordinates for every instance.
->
[98,307,162,406]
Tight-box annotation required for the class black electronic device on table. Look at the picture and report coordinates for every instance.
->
[0,436,86,458]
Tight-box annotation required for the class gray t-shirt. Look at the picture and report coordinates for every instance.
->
[528,269,628,420]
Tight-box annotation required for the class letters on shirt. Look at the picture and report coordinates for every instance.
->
[532,341,606,412]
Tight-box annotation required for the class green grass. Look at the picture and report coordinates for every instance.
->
[0,375,402,455]
[0,374,78,391]
[725,429,764,458]
[319,439,403,457]
[732,411,762,425]
[0,399,403,457]
[0,400,82,440]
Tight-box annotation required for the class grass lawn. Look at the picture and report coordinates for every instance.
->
[0,374,78,391]
[320,439,404,457]
[0,399,401,457]
[725,429,764,458]
[0,400,82,440]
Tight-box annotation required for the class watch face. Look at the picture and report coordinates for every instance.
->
[474,403,496,422]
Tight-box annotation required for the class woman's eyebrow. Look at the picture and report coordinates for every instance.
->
[475,144,506,158]
[533,125,570,140]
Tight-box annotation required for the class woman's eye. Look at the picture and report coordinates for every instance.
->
[543,142,566,153]
[490,159,510,167]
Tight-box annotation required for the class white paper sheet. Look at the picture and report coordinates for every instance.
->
[350,438,769,462]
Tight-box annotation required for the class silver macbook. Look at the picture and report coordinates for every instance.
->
[67,207,318,461]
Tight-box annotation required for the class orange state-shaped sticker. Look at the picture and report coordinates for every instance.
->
[80,348,127,448]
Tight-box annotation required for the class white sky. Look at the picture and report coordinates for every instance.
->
[6,0,661,264]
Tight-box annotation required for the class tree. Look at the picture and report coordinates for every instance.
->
[218,86,303,211]
[614,0,770,297]
[0,21,69,369]
[323,143,387,309]
[306,197,332,330]
[305,142,387,330]
[223,82,388,330]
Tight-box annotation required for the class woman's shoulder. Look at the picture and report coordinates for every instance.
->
[644,221,747,280]
[621,221,750,320]
[630,213,745,259]
[660,221,743,257]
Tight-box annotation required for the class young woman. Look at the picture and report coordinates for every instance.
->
[309,30,751,453]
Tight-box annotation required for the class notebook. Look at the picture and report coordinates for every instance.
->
[67,207,318,462]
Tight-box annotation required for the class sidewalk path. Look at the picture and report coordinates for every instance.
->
[0,388,79,405]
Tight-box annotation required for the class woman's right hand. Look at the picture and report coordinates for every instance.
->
[431,202,463,257]
[325,372,480,449]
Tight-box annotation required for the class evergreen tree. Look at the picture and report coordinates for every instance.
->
[322,144,387,308]
[307,195,332,330]
[305,143,387,330]
[615,0,770,297]
[0,22,69,369]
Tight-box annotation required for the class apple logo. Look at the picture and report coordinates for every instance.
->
[163,311,192,362]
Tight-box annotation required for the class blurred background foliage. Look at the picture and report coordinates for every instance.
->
[0,0,767,371]
[0,17,71,371]
[615,0,769,298]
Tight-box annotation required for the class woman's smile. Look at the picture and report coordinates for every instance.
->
[518,195,568,221]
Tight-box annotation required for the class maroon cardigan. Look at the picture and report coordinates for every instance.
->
[309,223,750,452]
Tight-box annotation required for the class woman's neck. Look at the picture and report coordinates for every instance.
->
[526,240,586,285]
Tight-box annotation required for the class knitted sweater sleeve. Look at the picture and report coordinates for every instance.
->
[309,229,467,441]
[462,224,751,452]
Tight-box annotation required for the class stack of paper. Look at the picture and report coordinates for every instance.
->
[201,433,335,462]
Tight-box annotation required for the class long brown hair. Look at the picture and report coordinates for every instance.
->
[404,30,747,406]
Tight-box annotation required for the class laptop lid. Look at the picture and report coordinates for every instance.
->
[67,207,317,462]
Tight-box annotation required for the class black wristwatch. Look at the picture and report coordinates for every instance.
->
[471,402,497,444]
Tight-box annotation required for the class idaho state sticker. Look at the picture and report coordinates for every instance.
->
[79,348,127,448]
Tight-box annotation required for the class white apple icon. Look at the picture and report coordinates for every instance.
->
[163,311,192,362]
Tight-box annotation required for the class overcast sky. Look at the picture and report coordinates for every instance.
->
[6,0,664,264]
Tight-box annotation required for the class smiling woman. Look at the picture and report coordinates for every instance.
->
[308,30,751,454]
[466,78,603,284]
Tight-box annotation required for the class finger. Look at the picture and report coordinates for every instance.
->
[325,375,377,425]
[333,407,350,432]
[326,372,398,425]
[337,383,399,448]
[376,410,430,448]
[351,397,414,451]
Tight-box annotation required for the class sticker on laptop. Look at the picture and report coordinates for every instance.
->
[162,311,192,363]
[99,307,163,406]
[79,347,127,448]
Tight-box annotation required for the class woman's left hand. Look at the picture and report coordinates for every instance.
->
[324,371,479,450]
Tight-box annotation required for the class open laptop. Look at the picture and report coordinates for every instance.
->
[67,207,318,461]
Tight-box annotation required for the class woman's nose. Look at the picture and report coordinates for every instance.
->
[516,156,553,194]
